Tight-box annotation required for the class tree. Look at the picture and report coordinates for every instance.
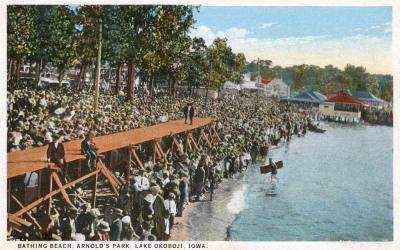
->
[380,80,392,102]
[102,6,126,95]
[7,6,35,83]
[30,5,53,86]
[76,5,103,90]
[47,6,78,85]
[184,37,208,95]
[343,64,368,91]
[293,65,305,91]
[146,5,195,96]
[231,52,246,84]
[120,6,158,99]
[207,37,231,90]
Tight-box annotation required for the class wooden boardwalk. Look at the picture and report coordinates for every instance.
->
[8,117,214,178]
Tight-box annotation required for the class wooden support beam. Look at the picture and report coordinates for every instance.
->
[188,133,199,150]
[173,138,182,152]
[152,141,157,163]
[51,172,75,208]
[156,142,164,157]
[131,148,144,170]
[201,130,212,147]
[13,169,100,217]
[98,161,119,197]
[91,172,98,208]
[126,145,132,183]
[11,195,42,230]
[98,159,122,187]
[8,214,32,227]
[48,169,53,215]
[212,126,221,142]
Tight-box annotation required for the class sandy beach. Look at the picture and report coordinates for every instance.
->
[170,173,246,241]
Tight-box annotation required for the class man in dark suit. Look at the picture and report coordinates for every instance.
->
[188,102,195,125]
[183,103,189,124]
[109,208,123,241]
[47,134,67,178]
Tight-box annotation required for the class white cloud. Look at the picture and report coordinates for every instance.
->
[190,25,216,43]
[190,25,391,74]
[260,22,276,29]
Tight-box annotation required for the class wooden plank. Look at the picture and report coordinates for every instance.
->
[126,145,132,183]
[212,126,221,142]
[98,162,119,196]
[13,169,100,217]
[51,172,75,208]
[8,214,32,227]
[91,172,98,208]
[156,142,164,157]
[8,118,214,178]
[131,149,144,170]
[201,130,212,147]
[188,133,199,150]
[260,161,284,174]
[48,170,53,215]
[98,161,120,187]
[10,195,42,230]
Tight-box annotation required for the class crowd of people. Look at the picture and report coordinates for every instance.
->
[8,81,315,241]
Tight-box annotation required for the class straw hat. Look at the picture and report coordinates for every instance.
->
[98,221,110,232]
[122,216,131,224]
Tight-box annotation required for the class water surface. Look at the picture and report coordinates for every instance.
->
[228,123,393,241]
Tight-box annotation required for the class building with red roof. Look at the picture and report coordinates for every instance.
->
[318,92,368,122]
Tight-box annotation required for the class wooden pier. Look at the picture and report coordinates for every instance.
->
[7,117,220,232]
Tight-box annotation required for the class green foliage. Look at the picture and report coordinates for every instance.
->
[47,6,78,75]
[183,37,208,90]
[7,6,35,61]
[207,37,230,90]
[230,52,246,84]
[76,5,102,66]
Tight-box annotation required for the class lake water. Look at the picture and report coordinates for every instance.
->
[227,122,393,241]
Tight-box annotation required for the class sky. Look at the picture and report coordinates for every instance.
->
[191,6,392,74]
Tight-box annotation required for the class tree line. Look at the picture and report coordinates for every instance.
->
[7,5,247,99]
[245,60,393,102]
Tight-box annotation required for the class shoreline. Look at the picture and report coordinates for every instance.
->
[170,173,246,241]
[169,136,306,241]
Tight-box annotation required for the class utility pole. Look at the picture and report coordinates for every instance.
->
[94,18,102,111]
[204,61,212,109]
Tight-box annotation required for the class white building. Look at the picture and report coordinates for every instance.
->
[256,78,290,98]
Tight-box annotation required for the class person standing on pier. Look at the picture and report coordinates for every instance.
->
[189,102,195,125]
[183,103,189,124]
[46,134,67,179]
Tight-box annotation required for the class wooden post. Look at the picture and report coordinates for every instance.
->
[91,172,98,208]
[48,169,53,215]
[131,148,144,170]
[189,133,199,150]
[127,145,132,183]
[51,172,75,208]
[153,141,157,163]
[11,195,42,230]
[7,179,10,212]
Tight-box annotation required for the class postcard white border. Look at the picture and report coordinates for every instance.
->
[0,0,398,250]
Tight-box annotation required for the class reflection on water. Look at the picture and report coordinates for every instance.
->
[228,122,393,241]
